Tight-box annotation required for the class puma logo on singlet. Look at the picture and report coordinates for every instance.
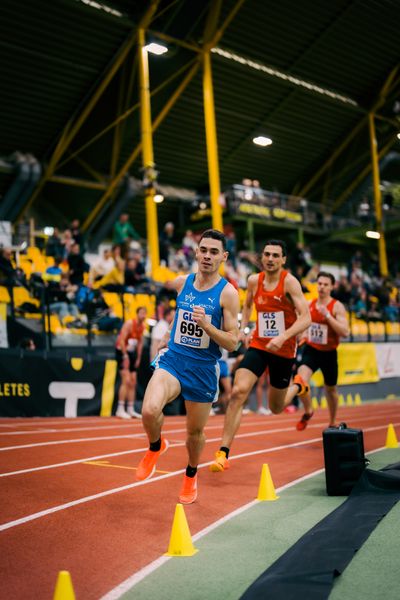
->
[273,295,282,302]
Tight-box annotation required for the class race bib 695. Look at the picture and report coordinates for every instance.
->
[174,309,211,348]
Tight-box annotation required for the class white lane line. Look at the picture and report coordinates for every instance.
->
[0,410,397,467]
[0,444,183,478]
[0,402,397,436]
[0,426,396,532]
[0,423,144,436]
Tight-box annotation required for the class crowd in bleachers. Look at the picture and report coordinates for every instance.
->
[0,214,399,346]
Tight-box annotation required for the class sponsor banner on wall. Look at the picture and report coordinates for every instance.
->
[375,343,400,379]
[311,342,380,387]
[0,354,117,417]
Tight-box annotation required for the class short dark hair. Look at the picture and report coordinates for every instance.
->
[317,271,335,285]
[264,239,287,256]
[199,229,227,251]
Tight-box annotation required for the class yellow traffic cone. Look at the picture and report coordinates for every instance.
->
[320,396,328,409]
[312,397,319,410]
[385,424,399,448]
[338,394,345,407]
[53,571,76,600]
[354,393,362,406]
[165,504,198,556]
[257,463,279,501]
[346,393,353,406]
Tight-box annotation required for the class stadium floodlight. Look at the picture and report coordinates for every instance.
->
[154,193,164,203]
[253,136,273,147]
[366,230,380,239]
[145,42,168,55]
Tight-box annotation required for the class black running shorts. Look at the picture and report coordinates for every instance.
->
[239,347,294,389]
[115,348,138,372]
[301,344,338,386]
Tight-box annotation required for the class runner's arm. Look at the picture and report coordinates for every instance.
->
[283,275,312,340]
[327,301,349,337]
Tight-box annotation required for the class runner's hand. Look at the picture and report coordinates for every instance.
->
[265,335,285,353]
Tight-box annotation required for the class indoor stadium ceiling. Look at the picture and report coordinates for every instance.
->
[1,0,400,238]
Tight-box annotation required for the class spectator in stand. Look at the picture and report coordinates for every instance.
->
[67,243,88,286]
[61,229,74,259]
[333,275,352,306]
[70,219,84,250]
[226,231,237,268]
[0,247,16,285]
[170,248,190,273]
[112,213,140,249]
[46,272,81,325]
[45,228,65,258]
[93,258,125,292]
[124,256,147,291]
[384,297,399,322]
[291,242,311,282]
[366,297,382,321]
[88,248,115,284]
[86,290,123,332]
[150,307,175,361]
[182,229,197,266]
[155,280,177,319]
[159,222,174,266]
[43,256,63,283]
[352,288,368,319]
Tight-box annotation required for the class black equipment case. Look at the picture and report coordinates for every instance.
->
[323,423,368,495]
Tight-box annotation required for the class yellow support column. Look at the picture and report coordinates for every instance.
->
[138,28,160,276]
[203,51,223,233]
[368,113,388,277]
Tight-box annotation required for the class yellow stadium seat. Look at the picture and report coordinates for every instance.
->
[12,287,40,308]
[0,286,11,303]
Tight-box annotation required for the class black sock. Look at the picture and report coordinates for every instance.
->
[149,438,161,452]
[220,446,230,459]
[186,465,197,478]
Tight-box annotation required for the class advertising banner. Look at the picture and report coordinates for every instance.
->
[375,343,400,379]
[0,354,117,417]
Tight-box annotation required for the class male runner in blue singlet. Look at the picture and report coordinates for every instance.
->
[136,229,239,504]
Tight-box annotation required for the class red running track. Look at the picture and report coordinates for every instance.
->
[0,401,399,599]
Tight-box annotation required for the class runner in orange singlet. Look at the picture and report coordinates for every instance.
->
[210,240,311,472]
[115,306,147,419]
[284,271,349,430]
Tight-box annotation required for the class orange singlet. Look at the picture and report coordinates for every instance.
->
[115,319,145,351]
[306,298,339,351]
[249,270,297,359]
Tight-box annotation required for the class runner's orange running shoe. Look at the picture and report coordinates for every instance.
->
[293,374,310,397]
[179,474,198,504]
[296,412,314,431]
[209,450,229,472]
[136,437,169,481]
